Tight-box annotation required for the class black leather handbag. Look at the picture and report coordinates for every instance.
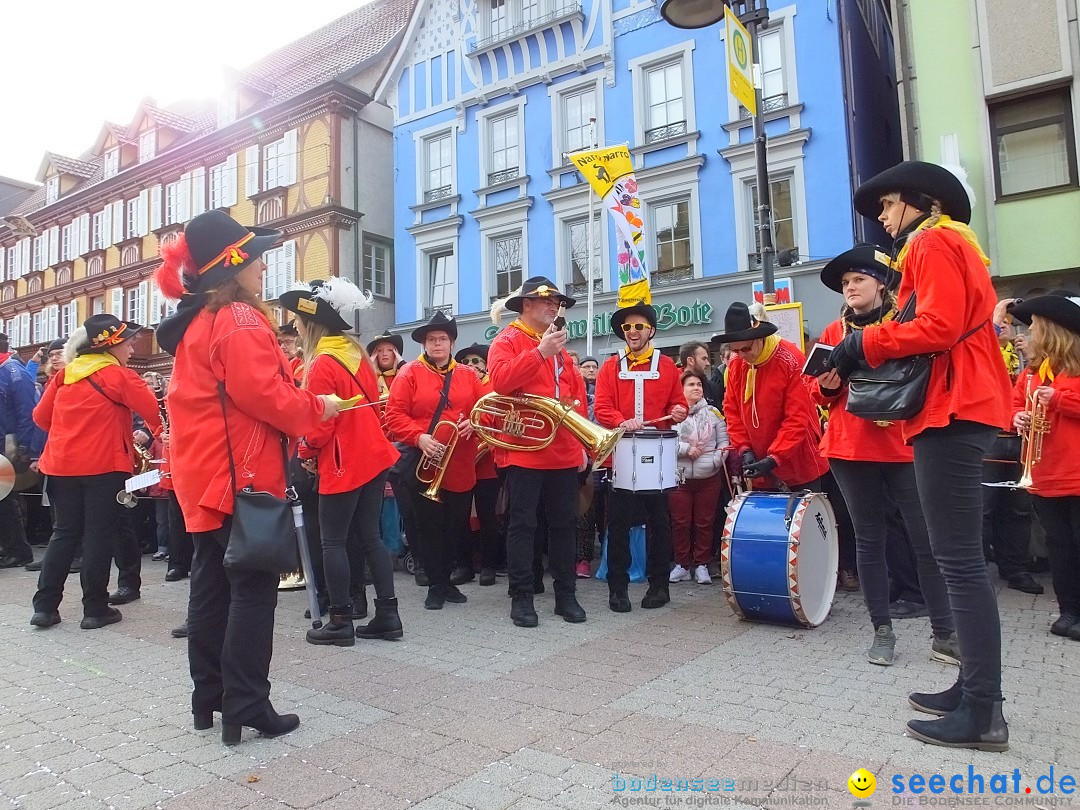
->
[846,295,986,422]
[218,383,299,574]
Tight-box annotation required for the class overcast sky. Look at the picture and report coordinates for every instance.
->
[0,0,369,184]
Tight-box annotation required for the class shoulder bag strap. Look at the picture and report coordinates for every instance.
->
[427,366,455,434]
[324,354,380,407]
[86,375,123,407]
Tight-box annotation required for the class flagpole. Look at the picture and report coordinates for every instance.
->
[585,117,597,358]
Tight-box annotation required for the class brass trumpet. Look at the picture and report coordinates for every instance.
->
[1017,387,1050,489]
[469,392,623,466]
[416,420,460,502]
[117,443,158,508]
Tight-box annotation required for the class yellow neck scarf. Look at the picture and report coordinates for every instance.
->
[510,319,544,342]
[315,335,363,375]
[418,353,456,375]
[1038,358,1056,384]
[64,352,118,384]
[623,343,655,368]
[897,214,991,270]
[744,334,781,402]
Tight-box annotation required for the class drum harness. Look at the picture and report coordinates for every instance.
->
[617,351,661,421]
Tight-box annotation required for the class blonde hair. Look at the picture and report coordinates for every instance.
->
[881,191,944,244]
[297,319,370,389]
[1029,315,1080,376]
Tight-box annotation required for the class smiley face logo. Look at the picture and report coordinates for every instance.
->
[848,769,876,798]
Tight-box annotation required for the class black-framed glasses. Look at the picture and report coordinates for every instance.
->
[464,356,485,366]
[621,323,649,333]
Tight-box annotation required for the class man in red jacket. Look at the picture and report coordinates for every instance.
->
[487,277,588,628]
[714,302,828,490]
[594,300,687,611]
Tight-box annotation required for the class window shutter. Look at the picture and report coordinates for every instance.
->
[283,240,296,289]
[149,282,162,325]
[46,305,59,340]
[63,301,77,337]
[178,173,192,223]
[112,201,125,243]
[18,313,30,347]
[0,247,5,281]
[78,214,90,255]
[110,288,123,317]
[137,280,149,322]
[225,154,239,207]
[245,145,260,197]
[19,238,30,276]
[47,227,59,266]
[283,129,298,186]
[100,205,113,248]
[137,190,150,236]
[149,185,163,231]
[191,166,207,217]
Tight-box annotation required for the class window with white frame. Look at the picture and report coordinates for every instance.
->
[424,134,453,202]
[566,215,602,295]
[747,175,797,264]
[487,112,520,184]
[759,28,787,113]
[104,148,120,179]
[645,62,686,143]
[210,159,230,208]
[6,247,17,280]
[261,241,296,301]
[491,232,523,299]
[428,250,456,315]
[489,0,509,38]
[61,223,74,261]
[32,311,44,344]
[139,130,156,163]
[32,235,46,272]
[61,301,77,337]
[91,296,104,315]
[92,210,108,250]
[362,239,392,299]
[651,197,693,282]
[127,199,140,238]
[262,131,297,191]
[45,176,59,205]
[165,181,183,225]
[562,86,596,154]
[126,285,148,323]
[521,0,539,26]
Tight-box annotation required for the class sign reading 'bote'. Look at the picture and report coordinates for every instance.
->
[726,5,757,117]
[484,299,715,341]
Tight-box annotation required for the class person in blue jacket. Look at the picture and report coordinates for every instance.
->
[0,333,45,568]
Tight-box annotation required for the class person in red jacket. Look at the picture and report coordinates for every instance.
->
[280,277,403,646]
[368,329,406,398]
[278,321,303,384]
[385,311,483,610]
[29,314,162,631]
[1007,294,1080,642]
[813,245,956,668]
[456,342,500,586]
[833,161,1012,751]
[594,299,687,612]
[154,210,339,745]
[487,276,589,627]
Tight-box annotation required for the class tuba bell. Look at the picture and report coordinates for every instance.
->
[469,392,623,466]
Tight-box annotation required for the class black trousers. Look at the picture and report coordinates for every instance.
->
[318,471,394,606]
[1031,495,1080,615]
[0,491,32,561]
[981,461,1033,579]
[830,459,953,636]
[885,500,924,603]
[113,510,142,592]
[607,488,672,591]
[187,518,279,722]
[912,421,1001,703]
[167,491,193,575]
[505,466,577,596]
[389,469,423,571]
[33,473,126,618]
[415,489,471,587]
[820,472,857,572]
[473,477,502,569]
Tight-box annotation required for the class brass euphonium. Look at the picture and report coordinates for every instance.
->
[469,392,623,466]
[117,443,156,508]
[1017,386,1050,490]
[416,420,460,502]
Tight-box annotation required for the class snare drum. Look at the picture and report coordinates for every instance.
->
[720,491,838,628]
[611,429,678,493]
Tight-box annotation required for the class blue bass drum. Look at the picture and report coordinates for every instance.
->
[720,492,838,628]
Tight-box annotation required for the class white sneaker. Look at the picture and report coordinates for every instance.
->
[694,565,712,585]
[669,565,691,583]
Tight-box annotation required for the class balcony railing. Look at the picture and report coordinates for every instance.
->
[470,2,582,51]
[424,303,454,318]
[652,266,694,286]
[644,120,688,144]
[487,167,520,186]
[424,185,453,203]
[739,93,789,119]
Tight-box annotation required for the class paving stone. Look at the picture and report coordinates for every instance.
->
[236,758,355,808]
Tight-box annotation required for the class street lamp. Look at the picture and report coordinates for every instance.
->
[658,0,777,303]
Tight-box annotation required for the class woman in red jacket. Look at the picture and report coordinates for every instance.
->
[813,246,956,667]
[385,311,484,610]
[1007,294,1080,641]
[154,210,338,745]
[833,162,1012,751]
[30,314,162,631]
[279,278,402,646]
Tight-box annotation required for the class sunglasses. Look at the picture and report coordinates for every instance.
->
[463,356,485,366]
[620,323,650,333]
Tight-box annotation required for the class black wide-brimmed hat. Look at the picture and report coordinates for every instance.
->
[1009,293,1080,335]
[710,302,778,344]
[411,310,458,343]
[610,301,658,336]
[180,210,281,293]
[854,161,973,224]
[81,314,143,354]
[454,342,488,363]
[366,329,404,355]
[504,276,576,313]
[279,321,299,337]
[820,244,898,294]
[278,280,353,331]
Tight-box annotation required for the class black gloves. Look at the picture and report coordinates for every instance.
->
[828,330,865,380]
[740,449,757,470]
[743,455,777,479]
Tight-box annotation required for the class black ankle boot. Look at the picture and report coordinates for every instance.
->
[641,583,670,609]
[355,598,403,640]
[909,673,964,716]
[221,706,300,746]
[554,593,586,623]
[510,591,538,627]
[193,710,216,730]
[425,585,446,610]
[609,589,631,613]
[351,587,368,620]
[907,697,1008,752]
[305,607,355,647]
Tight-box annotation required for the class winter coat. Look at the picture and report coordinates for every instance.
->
[676,399,729,481]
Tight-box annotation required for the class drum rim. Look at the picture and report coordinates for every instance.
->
[787,493,837,627]
[619,429,678,439]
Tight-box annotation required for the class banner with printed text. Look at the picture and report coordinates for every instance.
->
[568,144,650,304]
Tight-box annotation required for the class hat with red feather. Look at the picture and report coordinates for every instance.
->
[154,210,281,300]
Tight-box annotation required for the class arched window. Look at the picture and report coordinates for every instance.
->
[1,284,14,302]
[55,267,71,286]
[121,244,141,266]
[87,256,104,276]
[257,196,283,224]
[27,276,42,294]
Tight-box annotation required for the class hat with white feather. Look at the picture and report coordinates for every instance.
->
[277,277,373,332]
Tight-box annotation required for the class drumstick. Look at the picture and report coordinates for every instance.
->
[642,414,675,426]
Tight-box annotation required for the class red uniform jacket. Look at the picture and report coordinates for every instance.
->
[1012,368,1080,497]
[810,319,913,463]
[861,228,1011,441]
[384,360,484,493]
[475,373,498,481]
[487,324,588,471]
[34,364,162,477]
[168,303,326,533]
[287,355,304,384]
[724,339,829,487]
[298,353,398,495]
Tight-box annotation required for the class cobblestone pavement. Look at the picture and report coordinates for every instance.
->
[0,556,1076,809]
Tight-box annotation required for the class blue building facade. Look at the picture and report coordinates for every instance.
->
[375,0,900,351]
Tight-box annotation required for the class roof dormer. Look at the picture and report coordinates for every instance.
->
[35,152,96,204]
[92,122,134,178]
[126,97,198,163]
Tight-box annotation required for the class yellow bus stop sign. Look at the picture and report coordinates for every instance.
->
[726,6,757,117]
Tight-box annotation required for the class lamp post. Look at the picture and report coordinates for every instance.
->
[658,0,776,303]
